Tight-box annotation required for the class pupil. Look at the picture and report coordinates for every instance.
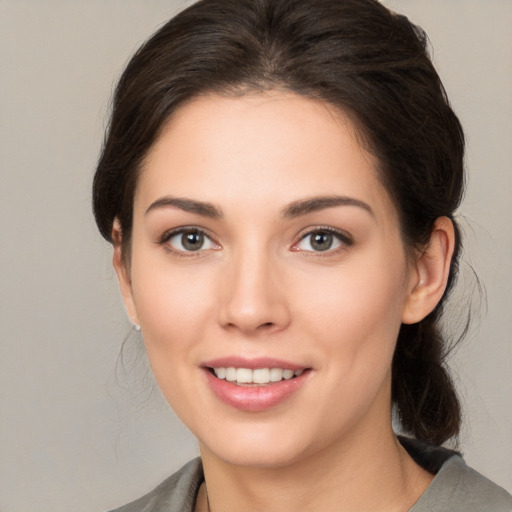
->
[311,232,333,251]
[182,231,203,251]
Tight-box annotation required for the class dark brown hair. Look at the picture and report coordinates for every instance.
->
[93,0,465,445]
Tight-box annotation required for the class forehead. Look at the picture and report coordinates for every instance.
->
[136,92,396,221]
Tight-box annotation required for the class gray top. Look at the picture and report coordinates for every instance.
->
[109,437,512,512]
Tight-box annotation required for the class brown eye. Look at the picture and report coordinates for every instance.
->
[294,229,351,253]
[165,229,218,252]
[181,231,204,251]
[310,232,334,251]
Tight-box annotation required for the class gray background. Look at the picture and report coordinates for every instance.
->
[1,1,510,510]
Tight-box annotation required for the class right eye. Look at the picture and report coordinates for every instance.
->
[164,229,219,253]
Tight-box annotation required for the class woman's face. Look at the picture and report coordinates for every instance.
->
[116,92,420,468]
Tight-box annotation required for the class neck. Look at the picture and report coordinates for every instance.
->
[199,422,433,512]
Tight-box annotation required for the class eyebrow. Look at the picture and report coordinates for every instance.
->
[281,195,374,219]
[145,197,223,218]
[145,194,373,219]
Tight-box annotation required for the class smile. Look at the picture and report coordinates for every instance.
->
[211,367,305,386]
[203,359,311,411]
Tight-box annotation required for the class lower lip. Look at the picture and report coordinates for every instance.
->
[203,369,310,412]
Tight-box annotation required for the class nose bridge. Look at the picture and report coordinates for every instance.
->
[217,240,289,334]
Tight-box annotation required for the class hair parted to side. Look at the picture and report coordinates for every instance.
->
[93,0,465,445]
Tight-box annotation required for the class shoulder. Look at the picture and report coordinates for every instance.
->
[401,437,512,512]
[414,455,512,511]
[107,458,203,512]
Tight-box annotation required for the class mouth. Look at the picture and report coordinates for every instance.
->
[202,356,311,386]
[207,366,308,386]
[201,358,312,411]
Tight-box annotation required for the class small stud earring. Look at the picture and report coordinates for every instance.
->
[133,323,141,332]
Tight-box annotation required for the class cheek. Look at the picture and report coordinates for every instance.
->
[127,256,220,420]
[299,250,407,320]
[287,256,408,436]
[129,255,217,357]
[293,249,409,370]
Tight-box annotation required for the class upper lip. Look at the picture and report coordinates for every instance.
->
[202,356,309,371]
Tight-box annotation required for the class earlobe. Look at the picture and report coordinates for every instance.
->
[112,219,140,326]
[402,217,455,325]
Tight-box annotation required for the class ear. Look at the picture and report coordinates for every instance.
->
[112,219,140,327]
[402,217,455,325]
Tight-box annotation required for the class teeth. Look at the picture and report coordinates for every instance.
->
[236,368,252,383]
[269,368,283,382]
[212,367,306,385]
[283,369,294,380]
[253,368,270,384]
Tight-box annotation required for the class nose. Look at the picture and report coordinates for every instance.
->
[216,246,291,336]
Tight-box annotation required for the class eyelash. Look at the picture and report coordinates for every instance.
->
[157,226,353,257]
[292,226,353,255]
[158,227,220,258]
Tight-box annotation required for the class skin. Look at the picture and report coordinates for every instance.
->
[113,92,455,511]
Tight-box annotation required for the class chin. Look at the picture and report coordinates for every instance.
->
[197,419,325,470]
[207,443,307,469]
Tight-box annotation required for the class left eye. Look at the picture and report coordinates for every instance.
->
[166,229,217,252]
[295,230,346,252]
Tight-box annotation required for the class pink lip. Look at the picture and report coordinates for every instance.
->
[201,357,311,412]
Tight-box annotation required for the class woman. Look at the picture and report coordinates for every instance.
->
[93,0,512,510]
